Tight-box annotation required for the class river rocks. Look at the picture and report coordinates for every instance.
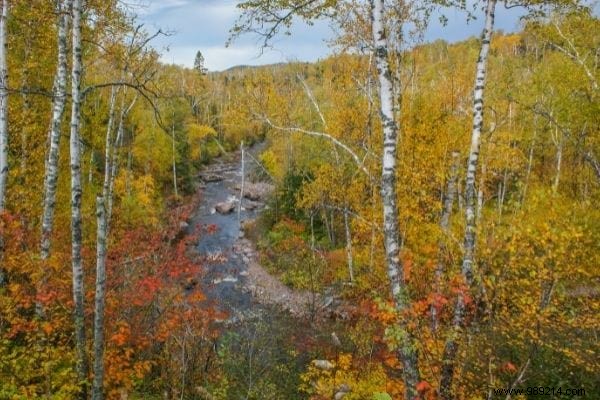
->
[215,201,236,214]
[212,275,238,284]
[199,173,223,182]
[235,182,274,201]
[242,200,260,211]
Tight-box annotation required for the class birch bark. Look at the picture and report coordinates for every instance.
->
[0,0,8,212]
[92,197,107,400]
[440,0,496,398]
[41,0,71,260]
[0,0,6,287]
[70,0,89,395]
[370,0,420,397]
[101,87,117,228]
[171,114,178,197]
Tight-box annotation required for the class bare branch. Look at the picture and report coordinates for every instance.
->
[260,115,373,180]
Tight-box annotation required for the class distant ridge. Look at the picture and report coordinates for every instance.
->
[216,62,308,74]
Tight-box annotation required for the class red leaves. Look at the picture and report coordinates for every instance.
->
[110,322,131,346]
[416,380,431,392]
[502,361,518,373]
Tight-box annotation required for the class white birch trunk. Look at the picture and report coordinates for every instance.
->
[70,0,89,394]
[0,0,7,287]
[238,141,245,221]
[101,87,117,230]
[370,0,420,397]
[92,196,107,400]
[0,0,8,212]
[553,132,562,194]
[41,0,71,260]
[171,114,178,197]
[440,1,496,398]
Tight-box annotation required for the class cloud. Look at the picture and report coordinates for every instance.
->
[138,0,524,71]
[139,0,333,71]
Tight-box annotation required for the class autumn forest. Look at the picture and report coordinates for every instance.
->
[0,0,598,399]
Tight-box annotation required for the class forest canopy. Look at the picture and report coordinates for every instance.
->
[0,0,598,399]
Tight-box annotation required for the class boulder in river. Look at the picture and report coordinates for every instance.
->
[215,201,236,214]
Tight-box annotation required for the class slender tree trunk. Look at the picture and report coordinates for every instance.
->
[238,141,244,221]
[553,133,563,194]
[432,151,459,331]
[101,87,117,228]
[70,0,89,395]
[322,207,332,244]
[343,206,354,282]
[36,0,71,314]
[0,0,8,212]
[88,150,94,183]
[92,196,107,400]
[440,1,496,398]
[0,0,7,287]
[370,0,420,397]
[41,0,71,261]
[171,115,178,197]
[107,95,136,224]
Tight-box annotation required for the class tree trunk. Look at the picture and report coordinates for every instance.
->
[370,0,420,397]
[0,0,7,287]
[70,0,89,395]
[432,151,459,331]
[440,0,496,398]
[101,87,117,229]
[171,115,178,197]
[92,197,107,400]
[238,141,244,221]
[107,95,136,224]
[553,131,562,194]
[343,206,354,282]
[41,0,71,261]
[0,0,9,212]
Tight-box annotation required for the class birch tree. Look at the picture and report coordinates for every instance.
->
[370,1,420,396]
[439,0,497,397]
[0,0,7,288]
[70,0,89,394]
[92,196,107,400]
[0,0,8,212]
[40,0,71,261]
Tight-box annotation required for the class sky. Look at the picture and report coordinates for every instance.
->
[136,0,525,72]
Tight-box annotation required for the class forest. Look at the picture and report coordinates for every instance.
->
[0,0,598,399]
